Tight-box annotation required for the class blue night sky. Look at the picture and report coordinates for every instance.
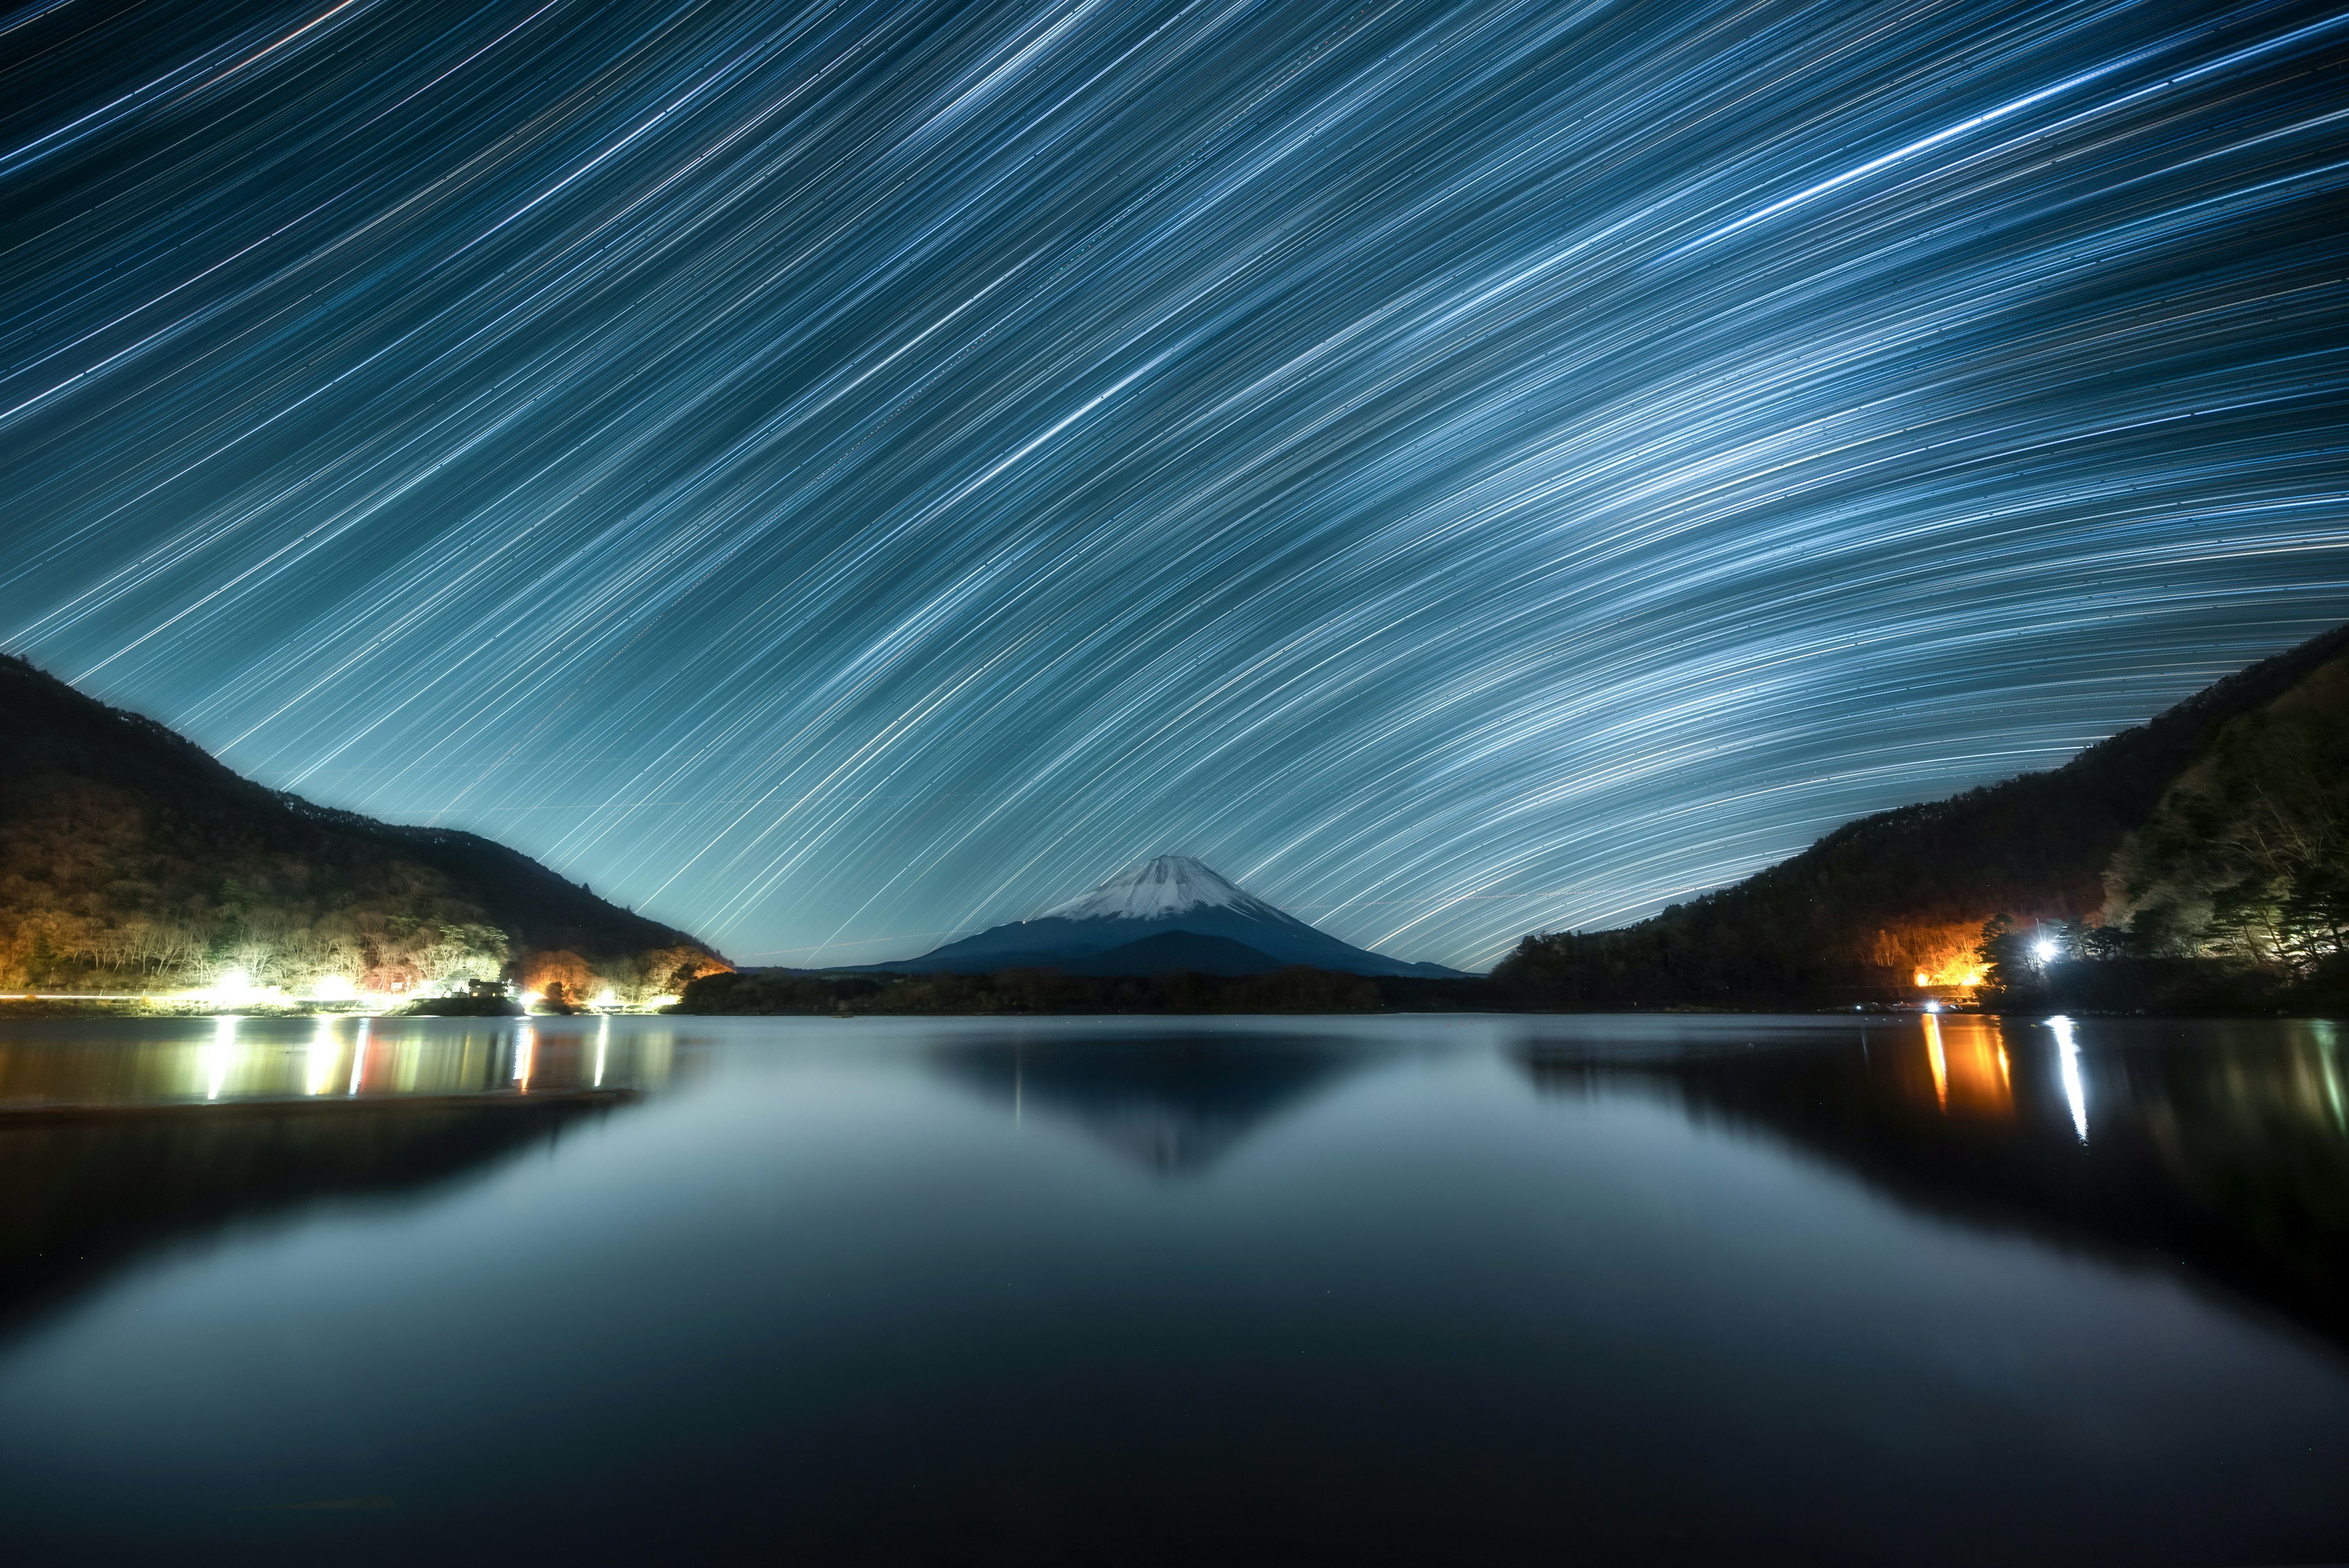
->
[2,0,2344,969]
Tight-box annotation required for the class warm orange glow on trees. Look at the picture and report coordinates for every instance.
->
[521,949,597,1006]
[1872,923,1986,987]
[628,944,733,1000]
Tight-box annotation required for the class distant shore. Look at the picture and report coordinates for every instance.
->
[7,960,2339,1021]
[658,965,2341,1019]
[0,997,656,1020]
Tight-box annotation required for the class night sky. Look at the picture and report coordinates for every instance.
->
[3,0,2344,970]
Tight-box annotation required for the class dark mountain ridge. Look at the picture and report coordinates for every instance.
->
[1,653,721,997]
[1499,624,2349,1005]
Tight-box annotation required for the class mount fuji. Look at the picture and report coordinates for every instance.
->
[878,856,1460,978]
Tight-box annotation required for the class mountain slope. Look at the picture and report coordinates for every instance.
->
[1,653,720,995]
[1498,623,2349,1003]
[879,855,1458,978]
[2104,645,2349,967]
[1058,932,1286,976]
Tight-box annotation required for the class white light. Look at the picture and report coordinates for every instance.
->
[520,990,544,1007]
[1923,999,1942,1014]
[305,1018,339,1095]
[2050,1016,2087,1142]
[212,967,252,1006]
[2033,938,2060,963]
[591,987,619,1009]
[206,1015,237,1101]
[310,975,358,1001]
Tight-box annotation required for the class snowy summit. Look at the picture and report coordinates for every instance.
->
[877,852,1460,978]
[1039,855,1282,922]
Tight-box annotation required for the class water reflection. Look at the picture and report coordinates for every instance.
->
[1920,1013,2013,1118]
[0,1019,686,1339]
[2050,1015,2087,1140]
[0,1016,677,1110]
[929,1029,1367,1173]
[1521,1016,2349,1351]
[0,1016,2343,1565]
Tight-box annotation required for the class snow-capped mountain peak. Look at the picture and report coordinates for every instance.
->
[1039,855,1282,923]
[885,852,1460,976]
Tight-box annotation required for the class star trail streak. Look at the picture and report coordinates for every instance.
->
[3,0,2345,968]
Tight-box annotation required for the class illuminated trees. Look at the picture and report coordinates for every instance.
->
[2104,653,2348,973]
[1972,915,2033,998]
[521,949,596,1003]
[3,653,724,1000]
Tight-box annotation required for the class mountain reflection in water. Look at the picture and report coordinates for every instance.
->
[0,1017,680,1337]
[928,1029,1365,1173]
[1521,1014,2349,1351]
[0,1014,2344,1566]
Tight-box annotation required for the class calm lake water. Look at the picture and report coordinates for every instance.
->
[0,1012,2344,1566]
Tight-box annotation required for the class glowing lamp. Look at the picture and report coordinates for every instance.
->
[2032,938,2060,963]
[591,988,619,1008]
[311,975,358,1001]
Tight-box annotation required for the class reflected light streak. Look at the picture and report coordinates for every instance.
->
[514,1024,535,1092]
[1923,1013,1947,1112]
[2050,1015,2087,1142]
[594,1015,608,1088]
[206,1014,236,1101]
[1917,1016,2014,1118]
[347,1017,370,1094]
[305,1017,338,1095]
[2322,1028,2345,1137]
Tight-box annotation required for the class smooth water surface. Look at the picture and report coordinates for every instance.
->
[0,1012,2344,1566]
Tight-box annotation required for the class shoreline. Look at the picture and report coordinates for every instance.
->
[4,1000,2336,1022]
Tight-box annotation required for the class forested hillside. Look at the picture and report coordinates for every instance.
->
[1499,625,2349,1006]
[1,654,725,1000]
[2105,652,2348,968]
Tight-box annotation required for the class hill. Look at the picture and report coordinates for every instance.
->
[1497,625,2349,1006]
[0,653,725,1001]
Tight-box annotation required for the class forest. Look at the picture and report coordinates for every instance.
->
[1,653,724,1003]
[678,964,1384,1016]
[1497,625,2349,1011]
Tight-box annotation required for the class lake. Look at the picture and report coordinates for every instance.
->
[0,1011,2343,1565]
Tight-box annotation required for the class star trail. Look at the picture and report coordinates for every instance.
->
[2,0,2345,968]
